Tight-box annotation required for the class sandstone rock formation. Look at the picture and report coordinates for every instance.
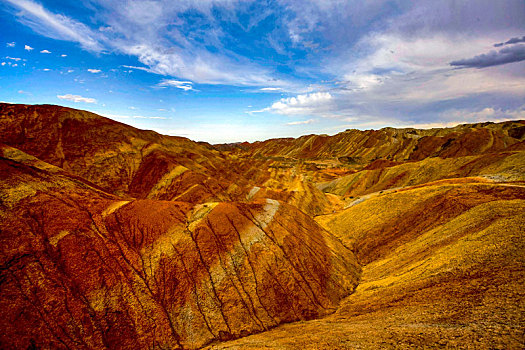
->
[210,180,525,349]
[0,143,359,349]
[1,103,524,349]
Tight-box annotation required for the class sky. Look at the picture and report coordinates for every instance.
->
[1,0,524,143]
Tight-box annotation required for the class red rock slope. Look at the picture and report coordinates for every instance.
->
[229,121,525,163]
[1,103,524,349]
[0,144,360,349]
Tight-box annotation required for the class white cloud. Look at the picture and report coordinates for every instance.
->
[157,79,194,91]
[332,105,525,132]
[5,56,21,61]
[257,92,335,116]
[6,42,15,47]
[438,106,525,124]
[24,45,33,51]
[1,62,5,66]
[302,31,525,123]
[87,68,101,73]
[127,44,287,86]
[3,0,295,87]
[398,109,523,130]
[5,0,103,51]
[122,65,152,72]
[260,87,282,91]
[396,68,525,103]
[286,119,316,125]
[40,49,51,53]
[4,0,525,115]
[12,64,18,67]
[98,26,113,32]
[57,94,96,103]
[129,106,137,110]
[332,34,499,91]
[61,54,67,57]
[342,73,386,91]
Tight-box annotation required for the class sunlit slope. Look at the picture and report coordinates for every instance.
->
[0,143,118,208]
[0,103,253,201]
[236,121,525,163]
[0,103,341,211]
[2,103,525,349]
[207,180,525,349]
[242,164,342,216]
[0,144,360,349]
[318,150,525,198]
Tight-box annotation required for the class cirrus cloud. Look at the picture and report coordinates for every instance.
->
[57,94,97,103]
[157,79,194,91]
[260,87,282,92]
[4,0,103,51]
[286,119,316,125]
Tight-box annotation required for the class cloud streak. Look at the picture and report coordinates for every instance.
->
[450,44,525,68]
[286,119,316,125]
[57,94,97,103]
[157,79,194,91]
[122,65,152,73]
[2,0,297,87]
[260,87,282,92]
[4,0,103,51]
[494,35,525,47]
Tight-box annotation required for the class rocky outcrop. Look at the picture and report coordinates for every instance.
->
[1,103,524,349]
[209,180,525,349]
[317,151,525,198]
[0,103,236,198]
[0,145,360,349]
[229,121,525,163]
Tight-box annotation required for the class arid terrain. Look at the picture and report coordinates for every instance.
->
[1,103,524,349]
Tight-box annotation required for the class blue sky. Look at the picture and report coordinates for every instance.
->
[1,0,524,143]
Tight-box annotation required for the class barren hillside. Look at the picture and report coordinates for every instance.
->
[1,103,524,349]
